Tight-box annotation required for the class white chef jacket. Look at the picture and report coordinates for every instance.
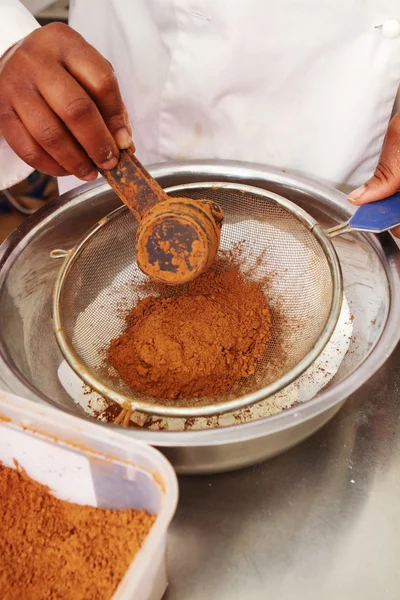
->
[0,0,399,195]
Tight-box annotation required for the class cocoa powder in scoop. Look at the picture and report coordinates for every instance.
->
[108,268,271,400]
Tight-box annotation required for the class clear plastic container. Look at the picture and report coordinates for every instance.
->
[0,389,178,600]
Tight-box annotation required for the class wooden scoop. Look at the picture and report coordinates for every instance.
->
[98,146,224,285]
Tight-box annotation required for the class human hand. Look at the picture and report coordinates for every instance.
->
[348,112,400,238]
[0,23,132,181]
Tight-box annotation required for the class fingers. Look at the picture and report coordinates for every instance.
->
[0,106,70,178]
[38,65,119,170]
[348,113,400,205]
[63,46,133,150]
[13,87,98,180]
[348,113,400,238]
[0,22,133,180]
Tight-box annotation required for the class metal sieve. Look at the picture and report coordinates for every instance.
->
[51,182,343,418]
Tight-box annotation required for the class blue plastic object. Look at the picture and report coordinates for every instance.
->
[349,191,400,233]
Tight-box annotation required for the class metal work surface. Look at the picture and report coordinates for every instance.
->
[166,346,400,599]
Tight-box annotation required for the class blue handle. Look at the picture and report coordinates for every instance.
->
[349,191,400,233]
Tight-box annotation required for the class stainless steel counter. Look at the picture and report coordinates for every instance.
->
[166,343,400,599]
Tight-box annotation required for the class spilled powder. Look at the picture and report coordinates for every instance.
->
[107,268,271,400]
[0,464,155,600]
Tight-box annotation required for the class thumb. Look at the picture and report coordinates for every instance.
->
[348,112,400,206]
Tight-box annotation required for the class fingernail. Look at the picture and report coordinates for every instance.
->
[100,156,119,170]
[114,127,132,150]
[81,171,98,182]
[348,185,366,204]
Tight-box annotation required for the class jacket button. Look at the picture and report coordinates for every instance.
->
[382,20,400,39]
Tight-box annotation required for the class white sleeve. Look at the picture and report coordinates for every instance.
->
[0,0,41,191]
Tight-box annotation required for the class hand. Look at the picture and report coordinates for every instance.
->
[348,112,400,238]
[0,23,132,181]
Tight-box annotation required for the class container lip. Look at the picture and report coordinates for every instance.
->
[51,181,342,419]
[0,388,178,514]
[0,159,399,446]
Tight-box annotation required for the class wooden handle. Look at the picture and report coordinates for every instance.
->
[98,145,168,220]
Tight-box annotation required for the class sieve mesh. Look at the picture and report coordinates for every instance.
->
[54,183,339,416]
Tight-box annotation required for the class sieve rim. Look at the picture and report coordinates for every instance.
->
[52,182,343,418]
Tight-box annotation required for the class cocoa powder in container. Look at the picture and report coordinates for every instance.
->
[108,267,272,400]
[0,464,155,600]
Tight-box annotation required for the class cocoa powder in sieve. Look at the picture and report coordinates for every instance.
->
[107,268,272,400]
[0,464,155,600]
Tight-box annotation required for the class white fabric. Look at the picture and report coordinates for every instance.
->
[1,0,400,193]
[0,0,39,57]
[0,0,40,189]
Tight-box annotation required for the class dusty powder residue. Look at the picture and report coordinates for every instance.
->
[107,268,272,400]
[0,464,155,600]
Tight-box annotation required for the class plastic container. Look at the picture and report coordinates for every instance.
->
[0,390,178,600]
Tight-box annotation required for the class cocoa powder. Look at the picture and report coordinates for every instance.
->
[0,464,155,600]
[108,268,271,400]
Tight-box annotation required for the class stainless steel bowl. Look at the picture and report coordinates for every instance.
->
[0,161,399,474]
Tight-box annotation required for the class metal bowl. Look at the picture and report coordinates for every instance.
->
[0,161,399,474]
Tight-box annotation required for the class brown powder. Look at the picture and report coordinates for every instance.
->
[0,464,155,600]
[107,268,271,400]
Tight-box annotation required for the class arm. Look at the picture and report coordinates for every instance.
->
[0,7,132,191]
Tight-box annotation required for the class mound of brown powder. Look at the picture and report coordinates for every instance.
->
[0,464,155,600]
[108,268,272,400]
